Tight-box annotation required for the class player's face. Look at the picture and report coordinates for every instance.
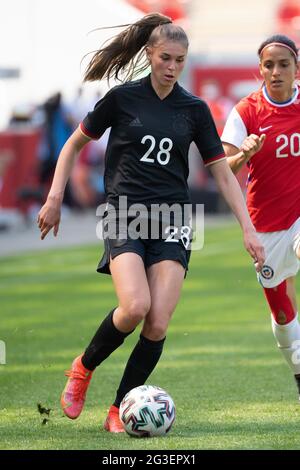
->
[146,40,187,92]
[259,45,298,100]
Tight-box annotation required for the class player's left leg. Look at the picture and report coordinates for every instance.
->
[264,276,300,399]
[104,260,185,432]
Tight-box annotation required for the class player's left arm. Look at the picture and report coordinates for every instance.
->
[209,159,265,271]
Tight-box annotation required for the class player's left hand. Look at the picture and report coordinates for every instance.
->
[243,230,265,272]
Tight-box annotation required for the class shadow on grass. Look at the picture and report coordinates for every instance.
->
[2,414,300,450]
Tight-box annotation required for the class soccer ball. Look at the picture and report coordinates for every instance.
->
[119,385,175,438]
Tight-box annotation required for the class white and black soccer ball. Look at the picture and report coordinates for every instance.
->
[119,385,175,438]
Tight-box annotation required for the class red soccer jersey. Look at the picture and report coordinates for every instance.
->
[222,85,300,232]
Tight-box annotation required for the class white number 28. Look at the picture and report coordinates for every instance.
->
[140,135,173,166]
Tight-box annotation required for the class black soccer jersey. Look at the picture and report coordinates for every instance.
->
[80,74,225,207]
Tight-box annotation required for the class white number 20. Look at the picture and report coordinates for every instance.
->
[140,135,173,166]
[276,133,300,158]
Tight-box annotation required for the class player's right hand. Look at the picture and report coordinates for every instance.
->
[240,133,266,161]
[37,198,61,240]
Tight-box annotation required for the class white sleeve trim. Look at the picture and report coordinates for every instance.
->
[221,107,248,148]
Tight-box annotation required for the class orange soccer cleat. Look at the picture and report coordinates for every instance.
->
[61,354,93,419]
[104,405,125,433]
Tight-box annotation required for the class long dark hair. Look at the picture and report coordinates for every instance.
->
[83,13,189,83]
[258,34,298,63]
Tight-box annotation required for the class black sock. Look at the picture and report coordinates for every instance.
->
[81,309,134,371]
[113,334,166,408]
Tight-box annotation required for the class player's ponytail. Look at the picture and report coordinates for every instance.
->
[83,13,188,83]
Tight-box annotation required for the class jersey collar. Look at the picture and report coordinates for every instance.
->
[262,84,299,107]
[142,73,179,101]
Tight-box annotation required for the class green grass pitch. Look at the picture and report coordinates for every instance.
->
[0,222,299,450]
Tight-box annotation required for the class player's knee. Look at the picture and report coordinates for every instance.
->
[124,297,151,324]
[143,318,168,341]
[263,280,296,325]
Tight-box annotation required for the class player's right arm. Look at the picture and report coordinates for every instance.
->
[223,134,266,174]
[37,127,91,240]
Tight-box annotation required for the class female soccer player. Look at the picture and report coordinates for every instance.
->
[222,34,300,400]
[38,13,264,432]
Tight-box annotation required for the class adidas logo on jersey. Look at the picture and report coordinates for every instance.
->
[129,117,143,127]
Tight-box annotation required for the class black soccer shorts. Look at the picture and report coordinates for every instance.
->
[97,217,192,275]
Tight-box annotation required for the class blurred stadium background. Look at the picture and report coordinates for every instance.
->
[2,0,300,236]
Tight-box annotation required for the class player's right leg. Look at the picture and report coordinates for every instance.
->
[103,252,151,432]
[104,242,187,433]
[257,222,300,400]
[263,276,300,401]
